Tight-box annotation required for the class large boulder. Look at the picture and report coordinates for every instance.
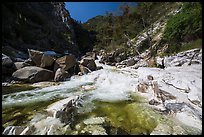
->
[12,66,54,83]
[28,49,44,67]
[40,54,55,68]
[46,96,80,117]
[46,96,80,124]
[80,57,97,71]
[54,68,70,82]
[2,54,15,75]
[14,62,31,70]
[28,49,56,68]
[54,55,77,72]
[2,53,14,67]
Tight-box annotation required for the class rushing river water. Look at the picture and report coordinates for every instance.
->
[2,59,200,135]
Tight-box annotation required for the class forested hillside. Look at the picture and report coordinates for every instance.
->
[83,2,202,57]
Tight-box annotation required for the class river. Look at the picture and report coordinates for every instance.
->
[2,58,202,135]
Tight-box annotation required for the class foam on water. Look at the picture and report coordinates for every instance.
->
[2,60,139,107]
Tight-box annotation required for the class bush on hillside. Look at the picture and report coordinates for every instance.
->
[162,2,202,52]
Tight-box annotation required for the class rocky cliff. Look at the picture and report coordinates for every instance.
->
[2,2,80,59]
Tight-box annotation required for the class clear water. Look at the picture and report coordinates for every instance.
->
[2,60,199,135]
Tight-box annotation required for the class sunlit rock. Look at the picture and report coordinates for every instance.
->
[54,68,70,82]
[28,49,44,67]
[83,117,105,125]
[14,62,30,70]
[12,66,54,83]
[54,55,77,71]
[40,54,55,68]
[46,96,80,120]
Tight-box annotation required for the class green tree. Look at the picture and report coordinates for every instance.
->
[163,2,202,53]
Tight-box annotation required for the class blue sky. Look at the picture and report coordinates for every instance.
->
[65,2,136,23]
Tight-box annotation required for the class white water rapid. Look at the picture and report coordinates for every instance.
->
[2,56,202,135]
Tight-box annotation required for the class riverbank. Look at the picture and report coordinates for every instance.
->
[2,49,202,135]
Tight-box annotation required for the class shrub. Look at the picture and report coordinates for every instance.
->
[163,2,202,45]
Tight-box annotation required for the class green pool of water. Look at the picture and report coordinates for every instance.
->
[2,98,64,129]
[72,94,167,135]
[2,84,37,95]
[2,86,169,135]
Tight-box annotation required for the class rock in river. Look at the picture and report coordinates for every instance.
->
[46,96,80,124]
[12,66,54,83]
[54,55,77,71]
[80,57,97,71]
[54,68,70,82]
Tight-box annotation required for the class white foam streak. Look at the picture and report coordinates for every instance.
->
[2,60,139,107]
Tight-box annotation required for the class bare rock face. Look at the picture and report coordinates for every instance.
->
[54,68,70,82]
[54,55,77,71]
[12,66,54,83]
[2,2,80,57]
[156,48,202,68]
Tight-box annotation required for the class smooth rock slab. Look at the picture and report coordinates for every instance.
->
[46,96,79,117]
[12,66,54,83]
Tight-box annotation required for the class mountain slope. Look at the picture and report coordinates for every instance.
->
[2,2,80,58]
[83,2,202,57]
